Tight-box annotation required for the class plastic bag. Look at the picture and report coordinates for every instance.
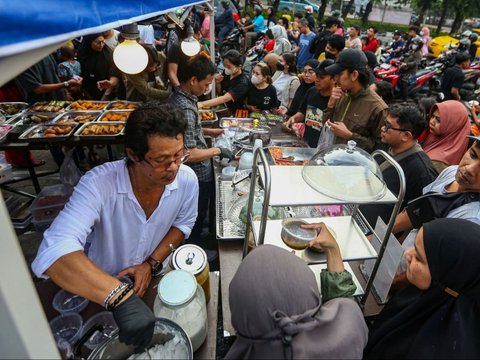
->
[316,125,335,151]
[59,148,82,186]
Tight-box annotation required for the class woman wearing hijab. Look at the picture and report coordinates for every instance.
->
[421,26,431,55]
[365,218,480,359]
[77,33,121,100]
[422,100,471,173]
[270,25,292,56]
[226,223,368,359]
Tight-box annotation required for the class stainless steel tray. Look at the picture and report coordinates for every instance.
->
[74,121,125,139]
[97,110,133,122]
[18,123,77,142]
[18,112,61,125]
[267,146,317,165]
[216,176,246,240]
[219,117,254,128]
[0,102,29,117]
[53,111,102,124]
[105,100,141,111]
[27,101,70,113]
[67,100,109,112]
[198,110,218,126]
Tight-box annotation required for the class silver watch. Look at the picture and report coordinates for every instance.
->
[64,81,70,88]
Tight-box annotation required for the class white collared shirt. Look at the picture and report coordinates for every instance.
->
[32,160,199,278]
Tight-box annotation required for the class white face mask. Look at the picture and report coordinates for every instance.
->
[251,75,262,85]
[412,44,418,50]
[203,83,213,95]
[224,67,233,76]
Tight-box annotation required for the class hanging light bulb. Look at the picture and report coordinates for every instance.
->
[113,23,149,74]
[181,25,201,56]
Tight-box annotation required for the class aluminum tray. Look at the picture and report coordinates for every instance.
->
[267,146,317,165]
[27,101,70,113]
[67,100,109,112]
[18,123,77,142]
[198,110,218,126]
[219,117,254,128]
[18,112,62,125]
[105,100,141,111]
[74,121,125,139]
[0,102,29,117]
[53,111,102,124]
[216,176,246,240]
[97,110,133,123]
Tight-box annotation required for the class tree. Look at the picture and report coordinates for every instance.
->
[318,0,329,24]
[272,0,280,14]
[362,0,373,25]
[342,0,356,19]
[435,0,449,35]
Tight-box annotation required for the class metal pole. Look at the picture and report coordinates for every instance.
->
[209,0,216,98]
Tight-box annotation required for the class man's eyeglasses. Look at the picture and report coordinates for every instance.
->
[383,120,410,132]
[144,145,191,170]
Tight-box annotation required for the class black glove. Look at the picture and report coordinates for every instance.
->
[219,147,234,161]
[112,294,155,353]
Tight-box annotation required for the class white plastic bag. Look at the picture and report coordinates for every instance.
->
[316,125,335,151]
[59,148,82,186]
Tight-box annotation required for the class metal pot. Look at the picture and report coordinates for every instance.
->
[247,125,272,146]
[87,318,193,359]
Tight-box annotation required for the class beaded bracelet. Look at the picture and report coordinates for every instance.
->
[107,284,133,311]
[103,282,128,309]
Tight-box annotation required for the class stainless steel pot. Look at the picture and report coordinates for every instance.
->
[247,125,272,146]
[88,318,193,359]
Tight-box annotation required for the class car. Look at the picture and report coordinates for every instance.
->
[278,0,319,13]
[429,30,480,58]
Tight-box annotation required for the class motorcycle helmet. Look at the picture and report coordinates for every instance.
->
[470,33,479,43]
[462,30,472,38]
[254,5,263,14]
[411,36,424,48]
[459,37,471,48]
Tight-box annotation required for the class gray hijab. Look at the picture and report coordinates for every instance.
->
[225,245,368,359]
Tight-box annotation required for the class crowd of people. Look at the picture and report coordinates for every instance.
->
[2,2,480,358]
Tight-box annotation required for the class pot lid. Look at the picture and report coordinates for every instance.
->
[302,141,386,202]
[171,244,207,275]
[158,270,197,306]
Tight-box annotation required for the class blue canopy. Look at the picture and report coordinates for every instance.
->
[0,0,204,57]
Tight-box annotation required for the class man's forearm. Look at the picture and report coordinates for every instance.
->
[187,147,220,163]
[149,227,185,262]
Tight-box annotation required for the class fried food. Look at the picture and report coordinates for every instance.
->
[200,111,215,121]
[100,112,131,122]
[29,101,70,112]
[81,124,124,135]
[70,100,107,111]
[109,102,139,110]
[269,147,283,159]
[42,125,73,137]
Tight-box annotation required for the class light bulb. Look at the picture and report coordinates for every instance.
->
[113,39,149,74]
[181,37,201,56]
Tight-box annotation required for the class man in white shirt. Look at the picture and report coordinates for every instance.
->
[32,103,199,351]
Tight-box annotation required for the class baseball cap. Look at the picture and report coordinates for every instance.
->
[304,5,313,13]
[363,50,378,69]
[313,59,335,75]
[394,30,402,36]
[325,49,368,75]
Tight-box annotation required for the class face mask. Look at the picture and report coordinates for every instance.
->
[325,51,336,59]
[203,83,213,95]
[224,67,233,76]
[411,45,418,50]
[276,62,285,71]
[251,75,262,85]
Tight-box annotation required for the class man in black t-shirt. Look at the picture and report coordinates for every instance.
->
[440,52,470,101]
[283,59,334,147]
[361,104,438,227]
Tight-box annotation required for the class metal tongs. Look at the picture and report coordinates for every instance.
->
[231,171,252,188]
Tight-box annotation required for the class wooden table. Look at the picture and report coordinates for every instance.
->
[35,272,219,359]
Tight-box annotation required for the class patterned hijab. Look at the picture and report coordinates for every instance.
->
[226,245,368,359]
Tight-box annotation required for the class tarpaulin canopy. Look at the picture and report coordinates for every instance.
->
[0,0,206,85]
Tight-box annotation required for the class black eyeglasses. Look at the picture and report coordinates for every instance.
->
[383,120,410,132]
[144,144,191,170]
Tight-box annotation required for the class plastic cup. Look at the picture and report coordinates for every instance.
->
[49,313,83,345]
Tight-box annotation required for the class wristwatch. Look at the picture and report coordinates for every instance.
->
[146,256,163,277]
[63,81,70,88]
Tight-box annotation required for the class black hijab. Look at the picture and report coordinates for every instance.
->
[364,218,480,359]
[78,33,119,99]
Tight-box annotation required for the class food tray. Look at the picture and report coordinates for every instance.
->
[219,117,254,128]
[198,110,218,125]
[97,110,133,123]
[105,100,141,110]
[267,146,317,166]
[249,111,285,123]
[53,111,102,124]
[18,112,60,125]
[0,102,29,117]
[74,121,125,139]
[67,100,109,112]
[27,100,70,113]
[18,123,77,142]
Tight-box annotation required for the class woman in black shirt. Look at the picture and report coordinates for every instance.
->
[246,62,279,112]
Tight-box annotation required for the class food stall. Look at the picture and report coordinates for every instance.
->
[0,0,217,357]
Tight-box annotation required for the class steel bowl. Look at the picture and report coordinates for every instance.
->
[281,219,317,250]
[247,125,272,146]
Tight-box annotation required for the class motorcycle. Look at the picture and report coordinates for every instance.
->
[218,26,243,56]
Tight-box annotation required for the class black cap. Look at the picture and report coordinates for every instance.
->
[313,59,334,75]
[394,30,402,36]
[325,49,368,75]
[363,51,377,69]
